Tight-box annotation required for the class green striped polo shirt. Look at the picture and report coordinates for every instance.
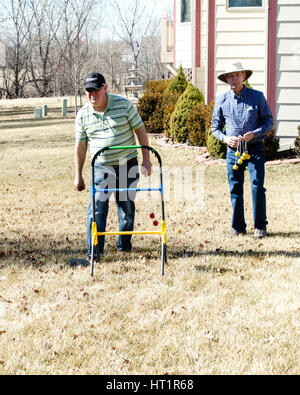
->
[75,93,144,165]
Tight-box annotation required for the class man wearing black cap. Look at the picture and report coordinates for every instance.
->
[74,72,152,260]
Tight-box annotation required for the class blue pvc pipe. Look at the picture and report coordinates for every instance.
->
[93,187,162,194]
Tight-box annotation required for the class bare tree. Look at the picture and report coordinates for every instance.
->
[138,35,166,83]
[54,0,103,112]
[0,0,165,98]
[108,0,160,69]
[25,0,66,97]
[1,0,33,98]
[92,38,128,92]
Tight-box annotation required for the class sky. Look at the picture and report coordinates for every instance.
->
[154,0,173,16]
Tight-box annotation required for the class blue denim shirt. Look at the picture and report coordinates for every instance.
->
[211,86,274,143]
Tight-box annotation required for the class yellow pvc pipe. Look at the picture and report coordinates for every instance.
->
[92,222,98,246]
[161,220,167,244]
[92,221,167,245]
[96,231,162,236]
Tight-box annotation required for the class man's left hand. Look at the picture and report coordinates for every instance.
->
[240,132,254,142]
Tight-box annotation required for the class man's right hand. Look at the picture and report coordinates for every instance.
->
[74,175,85,191]
[74,141,87,191]
[224,135,239,148]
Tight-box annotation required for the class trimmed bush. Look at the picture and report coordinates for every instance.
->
[137,79,171,134]
[206,129,227,159]
[170,83,205,143]
[137,92,163,133]
[138,68,188,137]
[162,91,182,138]
[187,101,214,147]
[264,129,279,161]
[144,79,170,95]
[162,67,188,138]
[294,125,300,157]
[165,65,188,95]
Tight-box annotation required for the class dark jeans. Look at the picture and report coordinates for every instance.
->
[87,158,139,256]
[227,142,268,233]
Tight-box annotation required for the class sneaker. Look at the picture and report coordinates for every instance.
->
[253,228,267,238]
[231,229,247,237]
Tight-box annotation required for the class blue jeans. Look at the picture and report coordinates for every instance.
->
[87,158,139,257]
[227,142,268,233]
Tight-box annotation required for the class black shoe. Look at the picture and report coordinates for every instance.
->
[116,248,132,253]
[67,258,89,267]
[87,253,104,263]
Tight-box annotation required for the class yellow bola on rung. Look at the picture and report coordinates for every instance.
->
[233,164,239,170]
[235,151,241,157]
[238,159,243,165]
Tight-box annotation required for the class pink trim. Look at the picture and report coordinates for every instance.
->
[267,0,277,124]
[207,0,215,103]
[173,0,176,67]
[195,0,201,68]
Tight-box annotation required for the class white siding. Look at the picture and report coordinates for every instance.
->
[195,0,209,98]
[276,0,300,149]
[175,1,193,68]
[161,16,174,64]
[214,0,267,97]
[201,0,209,67]
[277,89,300,104]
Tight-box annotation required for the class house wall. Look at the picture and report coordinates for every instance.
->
[175,1,193,68]
[170,0,300,149]
[214,0,267,97]
[276,0,300,149]
[161,15,174,64]
[194,0,208,99]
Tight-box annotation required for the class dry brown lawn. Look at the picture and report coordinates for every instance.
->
[0,103,299,375]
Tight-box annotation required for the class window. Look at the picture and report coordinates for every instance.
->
[228,0,263,7]
[181,0,191,23]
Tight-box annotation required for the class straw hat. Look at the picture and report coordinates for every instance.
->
[217,62,253,83]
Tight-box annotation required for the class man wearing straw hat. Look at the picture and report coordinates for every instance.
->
[211,62,273,238]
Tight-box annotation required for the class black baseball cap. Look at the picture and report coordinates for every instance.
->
[84,72,106,91]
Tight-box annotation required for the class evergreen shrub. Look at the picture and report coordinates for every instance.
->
[264,129,279,161]
[162,66,188,138]
[187,101,214,147]
[206,129,227,159]
[144,79,170,95]
[170,83,205,143]
[137,79,170,134]
[165,65,188,95]
[162,91,182,138]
